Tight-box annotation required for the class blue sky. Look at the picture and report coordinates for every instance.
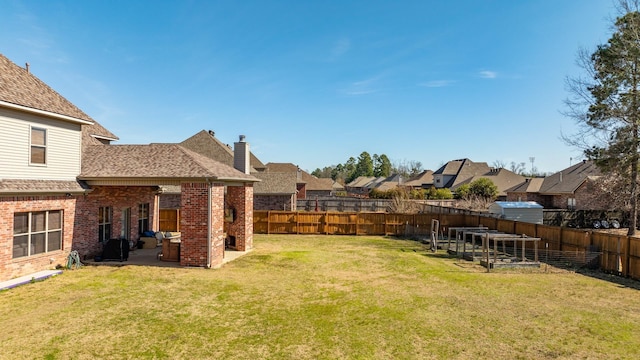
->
[1,0,616,174]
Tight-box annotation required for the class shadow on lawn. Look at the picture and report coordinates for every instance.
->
[576,269,640,291]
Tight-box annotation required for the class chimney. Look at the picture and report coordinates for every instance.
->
[25,63,30,73]
[559,172,563,182]
[234,135,250,174]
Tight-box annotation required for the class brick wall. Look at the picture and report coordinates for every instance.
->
[254,194,296,211]
[180,182,225,268]
[226,184,254,251]
[74,186,158,258]
[575,180,611,210]
[159,193,181,209]
[0,195,76,281]
[297,183,307,199]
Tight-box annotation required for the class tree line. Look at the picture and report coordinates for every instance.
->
[311,152,423,184]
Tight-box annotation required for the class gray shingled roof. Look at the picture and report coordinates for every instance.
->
[506,177,544,193]
[454,168,526,196]
[300,172,334,191]
[539,160,601,194]
[404,170,434,187]
[180,130,265,172]
[433,159,464,175]
[80,144,259,181]
[0,179,90,194]
[252,172,297,195]
[265,162,299,173]
[0,54,93,122]
[0,53,118,143]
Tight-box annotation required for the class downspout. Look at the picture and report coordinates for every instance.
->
[207,179,212,268]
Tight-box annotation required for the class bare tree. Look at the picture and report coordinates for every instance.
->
[492,160,507,169]
[509,161,527,175]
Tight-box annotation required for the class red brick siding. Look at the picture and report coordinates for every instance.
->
[180,182,225,268]
[73,186,158,258]
[0,195,76,281]
[227,184,254,251]
[297,183,307,199]
[159,194,181,209]
[574,180,611,210]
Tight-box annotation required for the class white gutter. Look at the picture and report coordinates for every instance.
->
[90,134,119,142]
[0,100,94,125]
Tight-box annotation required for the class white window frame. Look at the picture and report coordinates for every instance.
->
[99,206,112,243]
[138,203,150,234]
[29,126,47,166]
[13,210,63,258]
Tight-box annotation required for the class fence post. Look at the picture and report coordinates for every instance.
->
[267,211,271,235]
[625,235,631,277]
[559,226,563,252]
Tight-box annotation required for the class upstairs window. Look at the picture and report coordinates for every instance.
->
[30,127,47,165]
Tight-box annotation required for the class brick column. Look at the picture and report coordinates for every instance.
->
[180,182,225,267]
[227,184,254,251]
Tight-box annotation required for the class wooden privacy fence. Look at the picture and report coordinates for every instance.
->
[254,211,640,279]
[253,211,468,236]
[159,209,180,232]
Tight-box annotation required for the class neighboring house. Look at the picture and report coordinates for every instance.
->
[0,54,257,281]
[507,160,603,210]
[372,174,404,192]
[433,158,525,199]
[264,163,307,199]
[345,176,384,197]
[332,180,346,195]
[181,132,307,210]
[303,174,336,198]
[180,130,266,172]
[505,177,545,203]
[403,170,434,190]
[252,172,297,210]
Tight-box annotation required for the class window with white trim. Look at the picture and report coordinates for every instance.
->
[13,210,62,258]
[98,206,112,243]
[568,198,576,210]
[30,127,47,165]
[138,203,149,234]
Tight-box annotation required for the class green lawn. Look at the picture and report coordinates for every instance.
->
[1,234,639,359]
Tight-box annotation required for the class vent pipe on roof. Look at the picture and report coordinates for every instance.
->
[25,63,30,73]
[234,135,250,174]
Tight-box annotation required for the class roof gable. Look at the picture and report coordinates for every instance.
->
[180,130,265,171]
[0,54,93,123]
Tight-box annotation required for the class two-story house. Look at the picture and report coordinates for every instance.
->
[0,53,258,282]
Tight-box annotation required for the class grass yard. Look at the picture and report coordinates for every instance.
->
[1,234,640,359]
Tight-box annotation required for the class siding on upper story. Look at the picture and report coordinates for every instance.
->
[0,107,82,180]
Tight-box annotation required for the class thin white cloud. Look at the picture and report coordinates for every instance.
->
[479,70,497,79]
[330,37,351,60]
[339,77,380,96]
[419,80,455,88]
